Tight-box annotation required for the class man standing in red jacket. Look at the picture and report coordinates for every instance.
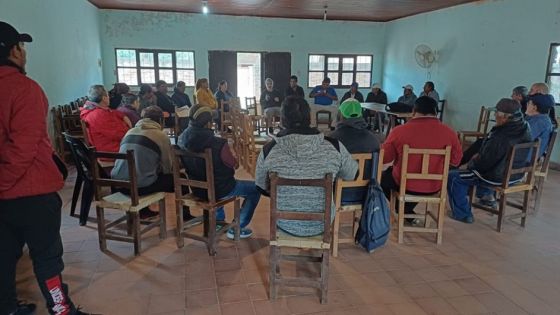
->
[0,22,90,315]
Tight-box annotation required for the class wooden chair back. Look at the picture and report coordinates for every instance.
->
[501,141,540,190]
[334,150,384,209]
[80,120,91,146]
[536,130,557,177]
[91,149,140,206]
[245,96,258,115]
[316,110,332,128]
[172,147,217,204]
[399,145,452,199]
[63,132,94,181]
[269,173,333,245]
[437,99,446,121]
[478,106,496,135]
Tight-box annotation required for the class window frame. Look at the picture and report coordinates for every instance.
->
[114,48,196,87]
[545,43,560,105]
[307,53,373,88]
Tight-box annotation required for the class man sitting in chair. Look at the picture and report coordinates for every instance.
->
[255,96,358,237]
[178,104,261,239]
[381,96,462,224]
[329,98,381,203]
[525,93,554,158]
[447,99,531,223]
[111,106,199,223]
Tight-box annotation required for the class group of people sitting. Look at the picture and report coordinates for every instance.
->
[79,75,556,241]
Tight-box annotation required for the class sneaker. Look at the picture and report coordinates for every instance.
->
[448,212,474,224]
[476,196,497,209]
[9,301,36,315]
[226,228,253,240]
[182,208,203,227]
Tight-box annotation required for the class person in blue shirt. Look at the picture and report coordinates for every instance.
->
[525,93,555,157]
[309,77,338,129]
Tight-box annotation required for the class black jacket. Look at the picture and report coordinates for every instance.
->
[171,89,192,108]
[468,113,532,182]
[154,91,176,113]
[365,91,388,104]
[178,126,235,199]
[260,89,283,110]
[340,91,364,103]
[284,85,305,98]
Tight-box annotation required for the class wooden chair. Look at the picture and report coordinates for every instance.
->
[533,130,557,213]
[219,97,238,136]
[245,96,258,116]
[241,115,265,176]
[316,110,332,130]
[51,106,66,159]
[437,99,446,121]
[230,105,244,167]
[470,141,540,232]
[332,150,384,257]
[91,149,167,256]
[80,120,91,146]
[172,147,241,256]
[269,173,333,304]
[457,106,495,146]
[390,145,452,244]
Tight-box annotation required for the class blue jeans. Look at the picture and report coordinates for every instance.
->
[215,180,261,228]
[447,170,494,220]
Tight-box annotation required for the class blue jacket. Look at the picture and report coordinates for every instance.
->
[526,114,553,157]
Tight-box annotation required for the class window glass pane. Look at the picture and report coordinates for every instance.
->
[117,68,138,86]
[309,55,324,71]
[355,72,371,88]
[341,72,353,86]
[342,58,354,71]
[357,56,372,71]
[116,49,136,67]
[177,70,195,86]
[140,69,155,84]
[548,76,560,102]
[158,53,173,68]
[308,72,324,87]
[327,72,339,85]
[549,45,560,74]
[327,57,339,71]
[139,52,154,67]
[176,51,194,69]
[159,69,173,83]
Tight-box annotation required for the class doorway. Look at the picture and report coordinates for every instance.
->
[237,52,261,109]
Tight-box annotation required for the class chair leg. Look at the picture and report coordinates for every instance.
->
[533,177,544,213]
[397,198,405,244]
[497,193,506,232]
[436,200,446,245]
[521,190,530,228]
[320,249,330,304]
[70,175,83,217]
[132,212,141,256]
[207,209,217,256]
[234,198,241,241]
[96,206,107,252]
[159,198,167,239]
[332,210,341,257]
[79,179,95,225]
[269,245,278,300]
[176,200,184,248]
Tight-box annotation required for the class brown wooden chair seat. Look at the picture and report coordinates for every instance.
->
[470,141,540,232]
[91,149,167,256]
[172,147,241,256]
[269,173,333,304]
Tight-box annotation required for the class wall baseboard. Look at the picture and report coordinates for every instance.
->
[549,162,560,171]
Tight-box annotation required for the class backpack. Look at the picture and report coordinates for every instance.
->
[355,152,390,252]
[386,102,413,113]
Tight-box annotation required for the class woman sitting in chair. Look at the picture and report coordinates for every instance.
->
[177,104,261,239]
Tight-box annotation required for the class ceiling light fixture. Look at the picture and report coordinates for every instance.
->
[202,0,208,14]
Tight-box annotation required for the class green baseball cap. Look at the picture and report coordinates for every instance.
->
[339,98,363,119]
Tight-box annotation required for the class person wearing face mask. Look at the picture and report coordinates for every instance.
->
[0,21,92,315]
[260,78,283,133]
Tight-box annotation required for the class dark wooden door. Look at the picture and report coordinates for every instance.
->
[208,51,237,96]
[262,52,291,98]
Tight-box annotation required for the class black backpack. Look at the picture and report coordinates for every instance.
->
[355,152,390,252]
[386,102,413,113]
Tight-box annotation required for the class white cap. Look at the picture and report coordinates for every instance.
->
[372,83,381,89]
[402,84,413,90]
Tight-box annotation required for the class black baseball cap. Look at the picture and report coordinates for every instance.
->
[0,22,33,56]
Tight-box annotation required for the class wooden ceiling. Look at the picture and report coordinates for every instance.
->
[88,0,480,22]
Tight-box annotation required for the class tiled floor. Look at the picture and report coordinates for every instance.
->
[15,167,560,315]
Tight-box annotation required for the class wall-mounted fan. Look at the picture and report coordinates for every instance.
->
[414,44,436,69]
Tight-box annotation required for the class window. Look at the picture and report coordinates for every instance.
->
[115,49,195,86]
[545,43,560,104]
[308,54,372,88]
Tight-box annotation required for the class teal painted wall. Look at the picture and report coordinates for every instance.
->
[0,0,102,106]
[382,0,560,161]
[99,10,386,98]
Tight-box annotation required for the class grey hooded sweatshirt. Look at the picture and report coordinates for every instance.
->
[255,129,358,236]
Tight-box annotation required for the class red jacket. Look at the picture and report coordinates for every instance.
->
[382,117,462,193]
[0,66,64,199]
[80,102,129,153]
